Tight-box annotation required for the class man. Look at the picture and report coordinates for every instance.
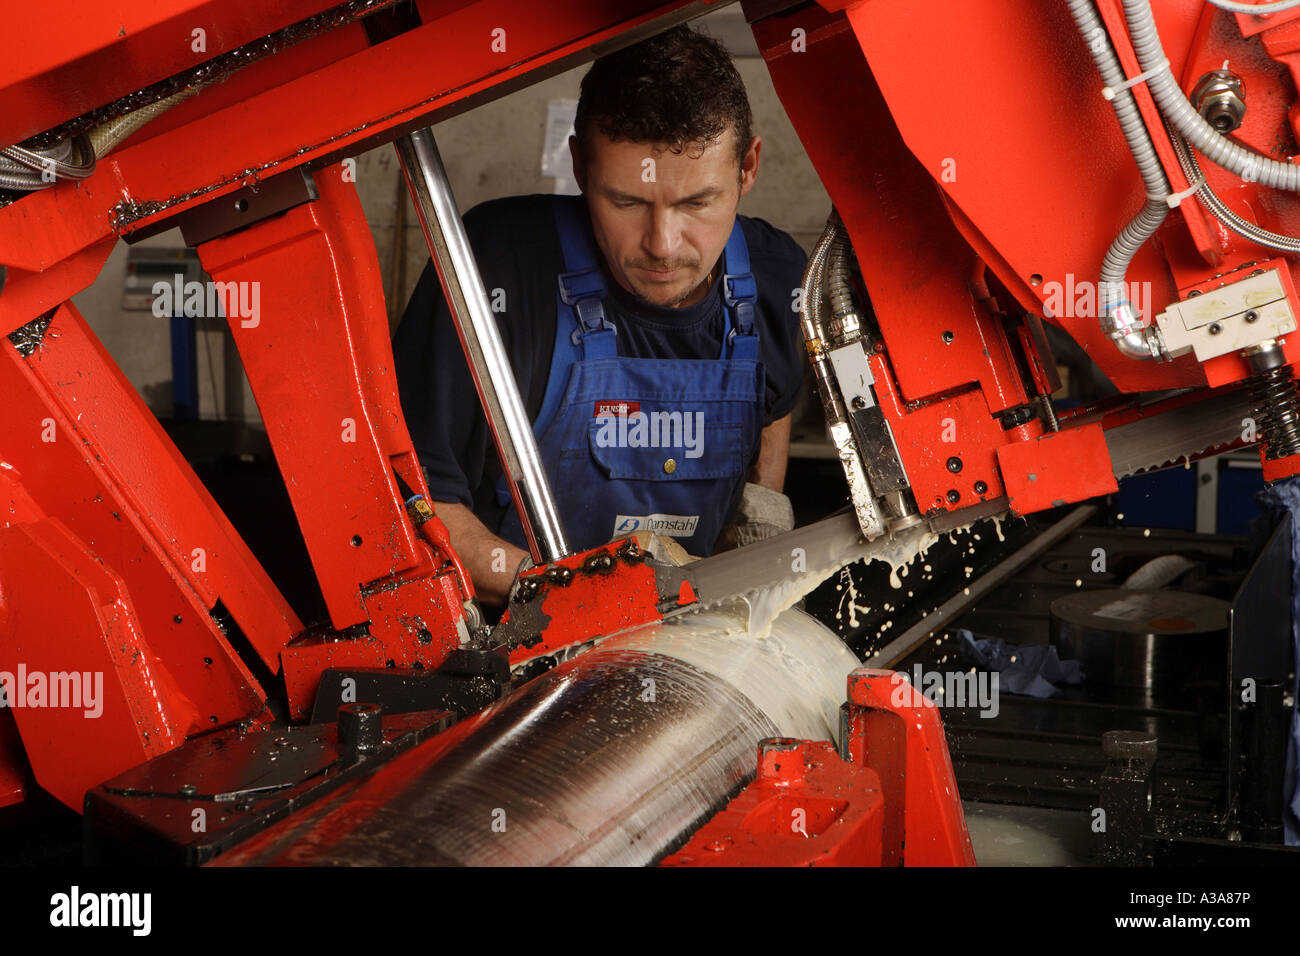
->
[394,25,807,605]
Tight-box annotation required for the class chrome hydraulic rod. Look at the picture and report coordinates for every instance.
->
[394,127,568,563]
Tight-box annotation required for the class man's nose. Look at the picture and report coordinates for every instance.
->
[643,207,679,262]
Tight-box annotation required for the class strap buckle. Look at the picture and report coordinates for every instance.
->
[559,269,617,338]
[723,272,757,341]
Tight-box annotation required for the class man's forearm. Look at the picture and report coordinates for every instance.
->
[749,413,791,492]
[433,501,530,607]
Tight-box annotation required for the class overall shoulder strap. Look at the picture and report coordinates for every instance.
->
[552,196,617,360]
[720,218,759,362]
[497,196,613,507]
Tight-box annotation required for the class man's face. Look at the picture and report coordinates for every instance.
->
[571,128,761,308]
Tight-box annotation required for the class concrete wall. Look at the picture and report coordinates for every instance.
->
[71,5,829,426]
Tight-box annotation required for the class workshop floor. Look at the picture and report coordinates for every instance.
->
[963,801,1093,866]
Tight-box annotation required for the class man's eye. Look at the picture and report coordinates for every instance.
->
[685,200,709,209]
[614,200,640,209]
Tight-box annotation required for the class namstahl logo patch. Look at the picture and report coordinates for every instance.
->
[613,514,699,537]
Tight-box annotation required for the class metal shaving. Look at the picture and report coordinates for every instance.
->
[8,310,55,356]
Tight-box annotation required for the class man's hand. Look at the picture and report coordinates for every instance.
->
[716,413,794,552]
[433,501,530,607]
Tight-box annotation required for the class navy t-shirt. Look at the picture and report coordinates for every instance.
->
[393,193,807,538]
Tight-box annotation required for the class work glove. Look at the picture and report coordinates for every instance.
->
[714,482,795,552]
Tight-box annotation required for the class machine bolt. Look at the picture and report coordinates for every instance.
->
[1187,289,1202,297]
[584,552,615,574]
[1245,310,1259,323]
[546,565,573,586]
[946,456,963,473]
[1192,69,1247,134]
[338,702,383,754]
[758,738,807,786]
[851,395,867,410]
[941,330,954,344]
[1209,322,1223,335]
[178,784,198,798]
[974,480,988,495]
[999,406,1034,429]
[516,578,540,602]
[946,489,960,504]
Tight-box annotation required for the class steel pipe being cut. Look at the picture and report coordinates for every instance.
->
[218,605,858,866]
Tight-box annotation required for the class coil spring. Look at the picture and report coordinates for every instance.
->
[1251,364,1300,460]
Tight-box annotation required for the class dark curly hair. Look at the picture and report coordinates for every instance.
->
[575,25,753,167]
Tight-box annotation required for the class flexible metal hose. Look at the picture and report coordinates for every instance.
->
[1207,0,1300,14]
[89,86,198,157]
[800,214,839,341]
[826,230,854,322]
[0,86,195,194]
[1066,0,1167,359]
[1,136,93,182]
[800,215,848,422]
[1123,0,1300,191]
[1170,129,1300,253]
[0,136,76,187]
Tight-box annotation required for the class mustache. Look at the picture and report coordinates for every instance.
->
[627,257,699,272]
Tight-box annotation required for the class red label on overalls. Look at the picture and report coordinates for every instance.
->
[594,400,640,417]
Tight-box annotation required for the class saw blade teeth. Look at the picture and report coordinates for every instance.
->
[1116,437,1237,478]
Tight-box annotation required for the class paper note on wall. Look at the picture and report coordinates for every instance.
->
[542,98,580,195]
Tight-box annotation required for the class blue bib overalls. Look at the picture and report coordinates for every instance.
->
[496,196,765,556]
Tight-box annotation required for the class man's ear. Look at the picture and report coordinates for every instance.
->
[739,135,762,198]
[568,134,586,191]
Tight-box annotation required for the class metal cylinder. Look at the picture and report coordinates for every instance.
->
[1050,589,1229,705]
[218,606,858,866]
[394,128,568,562]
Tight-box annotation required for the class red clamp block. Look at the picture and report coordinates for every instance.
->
[501,539,686,667]
[996,423,1118,517]
[845,668,976,866]
[661,738,885,866]
[1262,449,1300,483]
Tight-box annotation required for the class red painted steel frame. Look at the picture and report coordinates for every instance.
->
[665,668,976,867]
[844,668,977,867]
[0,300,289,809]
[197,166,472,718]
[662,739,887,866]
[0,0,710,808]
[3,0,1299,829]
[754,0,1300,521]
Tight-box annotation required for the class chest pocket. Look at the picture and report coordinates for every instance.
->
[555,356,762,485]
[584,415,747,481]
